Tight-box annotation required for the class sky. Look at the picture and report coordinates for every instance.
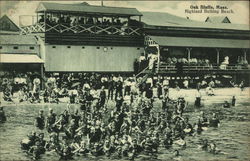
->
[0,0,249,26]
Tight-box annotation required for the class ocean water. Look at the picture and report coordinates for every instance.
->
[0,88,249,160]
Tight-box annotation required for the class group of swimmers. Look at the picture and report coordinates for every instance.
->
[19,90,222,160]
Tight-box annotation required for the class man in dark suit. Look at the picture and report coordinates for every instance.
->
[108,77,114,100]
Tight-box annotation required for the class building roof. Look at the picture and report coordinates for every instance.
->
[205,16,231,23]
[0,15,20,32]
[141,11,249,31]
[150,36,250,49]
[36,2,142,17]
[0,54,44,63]
[0,35,38,45]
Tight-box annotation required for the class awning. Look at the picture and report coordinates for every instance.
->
[0,54,44,63]
[149,36,250,49]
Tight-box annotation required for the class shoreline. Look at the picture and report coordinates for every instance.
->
[1,87,249,107]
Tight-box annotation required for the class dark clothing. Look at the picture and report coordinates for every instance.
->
[157,85,162,98]
[35,116,45,130]
[115,81,123,100]
[176,62,183,75]
[99,90,106,108]
[232,98,236,106]
[124,86,131,96]
[145,89,153,99]
[195,97,201,107]
[108,89,114,100]
[108,80,115,100]
[0,110,7,122]
[209,118,220,127]
[116,98,124,112]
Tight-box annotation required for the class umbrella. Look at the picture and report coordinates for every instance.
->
[71,82,81,88]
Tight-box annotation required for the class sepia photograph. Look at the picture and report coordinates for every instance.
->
[0,0,249,160]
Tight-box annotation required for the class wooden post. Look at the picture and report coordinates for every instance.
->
[187,48,192,62]
[216,48,220,65]
[243,49,247,61]
[157,45,160,73]
[41,64,44,90]
[186,48,192,75]
[44,11,46,31]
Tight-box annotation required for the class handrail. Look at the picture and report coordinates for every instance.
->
[157,64,250,71]
[135,65,150,78]
[21,22,142,35]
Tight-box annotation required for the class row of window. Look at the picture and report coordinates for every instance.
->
[0,45,140,50]
[0,46,35,50]
[51,46,141,50]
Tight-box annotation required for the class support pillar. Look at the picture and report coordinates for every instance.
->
[186,48,192,62]
[186,48,192,76]
[216,48,220,65]
[157,45,160,73]
[243,49,247,62]
[41,64,44,90]
[44,11,46,31]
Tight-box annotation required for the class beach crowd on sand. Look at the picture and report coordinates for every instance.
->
[0,71,246,160]
[0,72,245,105]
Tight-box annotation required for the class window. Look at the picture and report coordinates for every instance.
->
[111,47,113,50]
[29,46,34,50]
[52,46,56,48]
[0,46,2,49]
[13,46,18,49]
[96,47,100,49]
[67,46,71,48]
[137,48,140,50]
[82,46,85,49]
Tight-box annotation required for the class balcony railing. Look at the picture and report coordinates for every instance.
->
[21,22,142,36]
[156,62,250,72]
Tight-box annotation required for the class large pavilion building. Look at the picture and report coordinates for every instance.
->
[2,2,250,84]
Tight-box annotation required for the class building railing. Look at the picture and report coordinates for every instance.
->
[21,22,142,36]
[156,63,250,71]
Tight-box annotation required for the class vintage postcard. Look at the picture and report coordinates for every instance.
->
[0,0,249,160]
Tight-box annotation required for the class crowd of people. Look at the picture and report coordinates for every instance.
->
[0,71,245,104]
[38,13,141,35]
[0,70,246,160]
[164,57,211,67]
[19,86,221,160]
